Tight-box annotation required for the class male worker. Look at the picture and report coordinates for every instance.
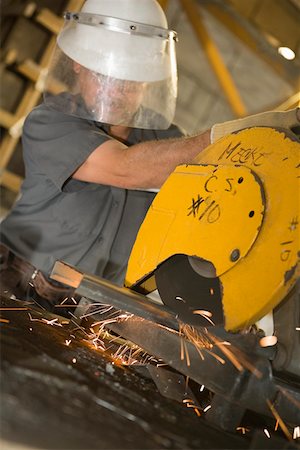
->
[0,0,299,314]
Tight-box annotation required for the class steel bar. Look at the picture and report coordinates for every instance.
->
[51,260,179,329]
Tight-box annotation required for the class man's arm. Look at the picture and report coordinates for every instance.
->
[72,130,211,189]
[73,107,299,190]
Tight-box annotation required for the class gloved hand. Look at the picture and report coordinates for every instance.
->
[210,107,300,143]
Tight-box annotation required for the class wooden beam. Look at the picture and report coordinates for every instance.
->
[0,0,85,194]
[203,2,299,87]
[66,0,85,10]
[35,8,63,35]
[0,109,15,129]
[180,0,247,117]
[17,59,66,94]
[0,170,23,193]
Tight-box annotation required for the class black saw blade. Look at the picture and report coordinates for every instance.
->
[155,254,224,327]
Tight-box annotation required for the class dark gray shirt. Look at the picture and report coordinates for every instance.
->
[0,103,183,284]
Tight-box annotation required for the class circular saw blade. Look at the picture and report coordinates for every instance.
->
[155,254,224,328]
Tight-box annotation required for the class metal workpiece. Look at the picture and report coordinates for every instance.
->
[50,260,179,330]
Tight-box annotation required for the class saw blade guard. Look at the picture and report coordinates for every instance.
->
[125,127,299,331]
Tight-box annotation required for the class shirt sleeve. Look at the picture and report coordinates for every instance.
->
[22,104,111,190]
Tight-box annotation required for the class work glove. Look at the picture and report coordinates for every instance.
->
[210,107,300,143]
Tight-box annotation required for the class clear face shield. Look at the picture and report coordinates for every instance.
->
[43,12,178,129]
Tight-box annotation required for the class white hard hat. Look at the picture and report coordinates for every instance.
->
[44,0,178,129]
[57,0,176,82]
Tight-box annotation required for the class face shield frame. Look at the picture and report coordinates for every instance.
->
[43,11,178,130]
[63,11,178,44]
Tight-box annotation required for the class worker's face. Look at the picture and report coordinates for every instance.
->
[73,63,145,124]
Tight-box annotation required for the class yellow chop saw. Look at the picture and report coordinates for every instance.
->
[51,122,300,435]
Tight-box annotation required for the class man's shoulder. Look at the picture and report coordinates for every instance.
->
[24,102,83,127]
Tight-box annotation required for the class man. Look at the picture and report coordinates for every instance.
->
[0,0,299,314]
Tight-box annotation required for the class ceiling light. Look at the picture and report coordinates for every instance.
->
[278,46,296,60]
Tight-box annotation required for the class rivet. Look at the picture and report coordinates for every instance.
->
[230,249,240,262]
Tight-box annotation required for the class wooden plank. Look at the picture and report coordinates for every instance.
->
[180,0,247,117]
[0,109,15,129]
[0,86,40,169]
[204,2,298,87]
[35,8,63,35]
[0,0,85,194]
[17,59,40,82]
[0,169,23,193]
[66,0,85,11]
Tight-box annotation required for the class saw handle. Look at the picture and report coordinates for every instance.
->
[211,107,300,143]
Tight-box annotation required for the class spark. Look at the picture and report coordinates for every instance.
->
[180,325,262,376]
[111,342,144,366]
[175,296,186,303]
[267,399,293,441]
[236,427,250,435]
[55,304,78,308]
[54,296,78,307]
[0,318,10,323]
[0,307,28,311]
[80,303,114,319]
[192,309,215,325]
[199,385,205,392]
[65,339,72,346]
[60,296,71,305]
[180,324,227,365]
[203,405,211,413]
[209,335,243,371]
[72,358,77,363]
[210,288,214,295]
[44,318,62,326]
[296,327,300,331]
[91,336,105,351]
[293,426,300,440]
[264,428,271,438]
[27,313,63,327]
[275,419,279,431]
[179,329,191,367]
[182,398,201,417]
